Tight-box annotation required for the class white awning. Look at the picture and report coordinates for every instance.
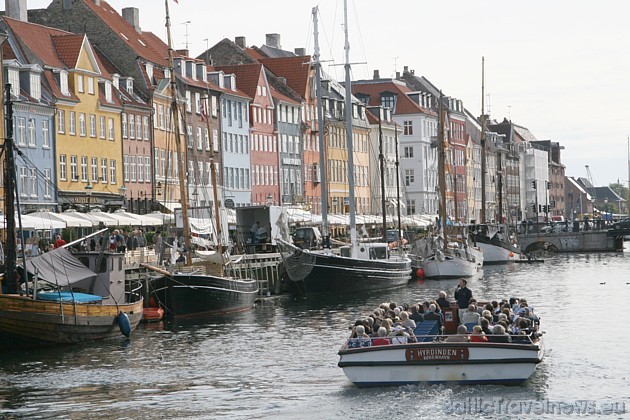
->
[83,209,119,226]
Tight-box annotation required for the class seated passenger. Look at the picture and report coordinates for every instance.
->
[424,304,444,332]
[351,325,371,347]
[389,325,410,344]
[436,291,450,309]
[445,324,470,342]
[409,304,424,323]
[480,318,493,336]
[469,325,488,342]
[487,325,512,343]
[400,311,416,330]
[372,327,390,346]
[461,304,481,324]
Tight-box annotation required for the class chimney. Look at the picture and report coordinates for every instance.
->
[176,49,189,57]
[265,33,281,49]
[403,65,409,74]
[122,7,141,34]
[294,47,306,56]
[92,0,100,5]
[6,0,27,22]
[396,71,400,79]
[373,69,380,80]
[235,36,247,48]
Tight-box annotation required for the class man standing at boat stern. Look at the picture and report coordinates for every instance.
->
[454,279,472,324]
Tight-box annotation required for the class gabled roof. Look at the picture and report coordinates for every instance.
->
[80,0,168,67]
[270,85,299,105]
[3,16,71,68]
[258,56,312,98]
[214,64,263,99]
[51,34,85,69]
[351,80,434,116]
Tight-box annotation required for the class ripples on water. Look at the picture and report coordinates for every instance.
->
[1,249,630,419]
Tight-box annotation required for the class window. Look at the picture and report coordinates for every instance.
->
[403,121,413,135]
[87,77,94,94]
[89,114,96,137]
[77,74,84,93]
[381,95,395,110]
[59,155,67,181]
[108,118,115,140]
[110,159,117,184]
[197,127,202,150]
[60,71,69,96]
[185,90,191,112]
[101,158,108,183]
[122,113,128,138]
[204,128,210,151]
[81,156,88,181]
[69,111,76,135]
[145,157,151,182]
[19,167,27,196]
[405,169,414,186]
[195,92,201,113]
[17,117,26,146]
[143,116,149,140]
[130,156,136,182]
[91,157,98,183]
[158,105,165,130]
[123,155,129,182]
[187,125,193,148]
[137,115,142,140]
[70,155,78,181]
[8,68,19,96]
[99,116,106,139]
[129,114,135,139]
[28,119,35,147]
[406,199,416,215]
[137,156,143,182]
[42,120,50,148]
[404,146,413,158]
[79,113,86,137]
[43,169,51,198]
[57,110,65,134]
[30,168,37,196]
[211,95,217,117]
[30,73,41,101]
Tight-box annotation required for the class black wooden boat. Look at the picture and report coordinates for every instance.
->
[280,242,411,297]
[150,273,258,317]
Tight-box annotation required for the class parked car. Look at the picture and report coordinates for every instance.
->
[612,218,630,230]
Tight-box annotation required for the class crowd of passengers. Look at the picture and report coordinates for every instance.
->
[347,287,540,347]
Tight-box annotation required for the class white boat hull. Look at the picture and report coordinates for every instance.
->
[422,254,480,278]
[477,242,523,264]
[339,340,544,386]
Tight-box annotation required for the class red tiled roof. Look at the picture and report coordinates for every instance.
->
[258,56,312,98]
[80,0,169,67]
[51,34,85,69]
[3,16,72,68]
[351,81,434,116]
[270,85,299,105]
[244,47,266,61]
[214,64,262,98]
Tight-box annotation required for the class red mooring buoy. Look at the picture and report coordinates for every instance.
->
[416,268,425,278]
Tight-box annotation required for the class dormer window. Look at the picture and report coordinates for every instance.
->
[105,81,112,103]
[164,68,171,79]
[112,73,120,89]
[126,78,134,94]
[30,73,41,101]
[8,68,19,97]
[380,94,395,111]
[145,63,154,81]
[60,70,69,96]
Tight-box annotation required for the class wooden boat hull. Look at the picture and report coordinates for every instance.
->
[338,339,544,386]
[0,294,143,347]
[283,252,412,296]
[476,242,525,265]
[151,273,258,317]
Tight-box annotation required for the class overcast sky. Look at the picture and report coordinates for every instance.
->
[22,0,630,187]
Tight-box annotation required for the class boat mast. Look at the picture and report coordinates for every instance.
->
[480,56,486,224]
[437,91,447,251]
[395,124,402,243]
[342,0,358,252]
[204,96,223,258]
[312,6,329,245]
[627,136,629,216]
[3,84,17,293]
[165,0,192,265]
[377,109,386,241]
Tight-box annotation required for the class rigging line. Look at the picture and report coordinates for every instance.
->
[319,3,340,82]
[350,0,370,80]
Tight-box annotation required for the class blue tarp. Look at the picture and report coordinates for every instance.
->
[37,292,102,303]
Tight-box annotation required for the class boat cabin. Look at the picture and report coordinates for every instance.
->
[340,243,389,260]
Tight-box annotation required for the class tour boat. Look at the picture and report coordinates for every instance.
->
[338,334,544,386]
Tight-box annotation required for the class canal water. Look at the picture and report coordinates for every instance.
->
[1,247,629,419]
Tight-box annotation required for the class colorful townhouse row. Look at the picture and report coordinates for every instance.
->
[0,0,619,225]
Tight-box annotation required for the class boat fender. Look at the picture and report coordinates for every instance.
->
[117,311,132,338]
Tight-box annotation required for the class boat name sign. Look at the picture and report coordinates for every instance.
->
[405,347,469,361]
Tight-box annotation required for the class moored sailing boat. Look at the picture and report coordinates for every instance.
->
[146,0,258,317]
[0,85,143,347]
[422,92,482,279]
[279,2,411,296]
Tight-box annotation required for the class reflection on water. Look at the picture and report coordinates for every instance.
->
[1,251,629,418]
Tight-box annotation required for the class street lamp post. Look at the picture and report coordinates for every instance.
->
[604,197,609,226]
[85,182,93,212]
[118,185,127,210]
